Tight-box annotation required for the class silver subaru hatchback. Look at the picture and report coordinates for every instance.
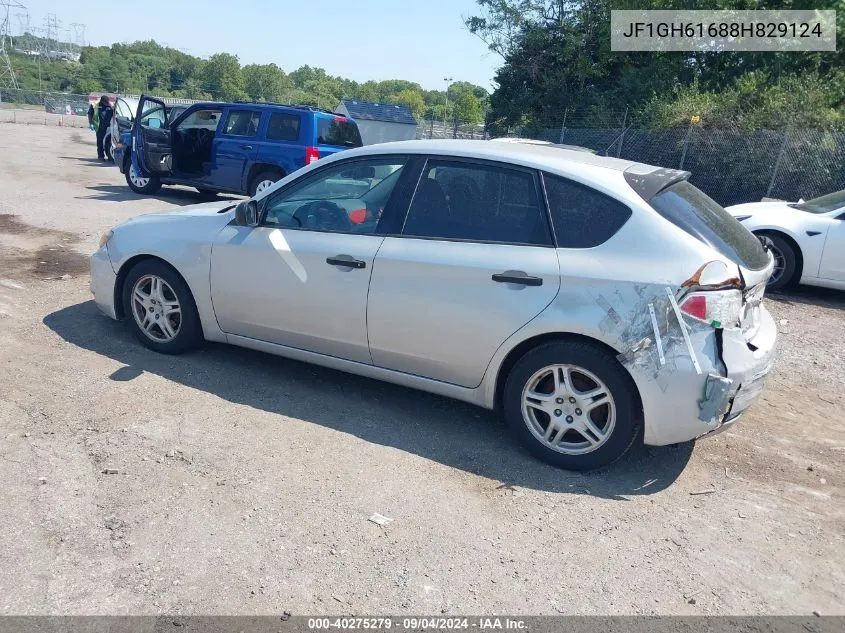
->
[91,139,777,470]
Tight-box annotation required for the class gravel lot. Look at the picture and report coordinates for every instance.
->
[1,123,843,616]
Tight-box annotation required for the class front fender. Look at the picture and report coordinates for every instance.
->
[108,223,227,343]
[741,220,826,280]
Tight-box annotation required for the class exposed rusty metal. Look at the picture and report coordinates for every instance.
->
[681,262,742,290]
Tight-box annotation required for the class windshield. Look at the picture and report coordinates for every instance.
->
[649,181,770,271]
[790,189,845,214]
[317,117,363,147]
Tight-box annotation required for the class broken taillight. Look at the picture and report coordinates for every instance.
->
[680,290,743,329]
[305,146,320,164]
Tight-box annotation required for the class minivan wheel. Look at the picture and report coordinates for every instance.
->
[759,233,797,291]
[125,160,162,195]
[503,341,641,471]
[122,260,202,354]
[249,170,282,197]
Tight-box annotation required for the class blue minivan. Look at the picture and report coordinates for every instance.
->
[121,95,363,197]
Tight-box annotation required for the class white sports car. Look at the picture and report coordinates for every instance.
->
[726,190,845,291]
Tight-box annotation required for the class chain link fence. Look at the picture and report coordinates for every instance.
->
[0,89,94,127]
[416,118,489,140]
[3,88,843,206]
[506,112,845,207]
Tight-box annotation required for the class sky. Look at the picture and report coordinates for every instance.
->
[21,0,501,91]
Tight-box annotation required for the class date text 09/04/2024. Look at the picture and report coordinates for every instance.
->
[307,617,528,630]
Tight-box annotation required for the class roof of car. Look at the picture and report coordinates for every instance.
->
[343,139,647,173]
[339,99,418,125]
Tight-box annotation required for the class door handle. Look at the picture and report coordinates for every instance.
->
[326,255,366,269]
[240,144,253,150]
[492,271,543,286]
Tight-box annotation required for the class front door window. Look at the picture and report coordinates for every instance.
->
[262,158,407,234]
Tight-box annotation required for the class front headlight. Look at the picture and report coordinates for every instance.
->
[99,230,113,249]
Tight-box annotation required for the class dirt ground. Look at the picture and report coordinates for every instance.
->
[0,123,843,616]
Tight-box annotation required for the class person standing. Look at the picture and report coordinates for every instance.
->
[87,95,114,161]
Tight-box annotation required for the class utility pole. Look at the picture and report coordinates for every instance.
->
[0,1,25,91]
[443,76,453,137]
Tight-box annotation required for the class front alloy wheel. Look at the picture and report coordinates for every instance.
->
[131,275,182,343]
[759,233,797,291]
[122,260,202,354]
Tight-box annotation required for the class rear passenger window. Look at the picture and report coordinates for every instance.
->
[543,173,632,248]
[267,113,301,142]
[224,110,261,137]
[402,160,553,246]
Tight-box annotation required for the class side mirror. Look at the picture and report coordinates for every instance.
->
[235,200,260,227]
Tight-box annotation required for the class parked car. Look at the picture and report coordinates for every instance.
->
[91,139,777,471]
[111,97,187,165]
[727,190,845,291]
[121,95,363,198]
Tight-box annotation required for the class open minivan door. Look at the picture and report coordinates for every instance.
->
[131,95,172,177]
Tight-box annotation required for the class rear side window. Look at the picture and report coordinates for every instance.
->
[317,117,363,147]
[543,173,632,248]
[649,181,769,270]
[267,112,301,142]
[402,159,553,246]
[224,110,261,137]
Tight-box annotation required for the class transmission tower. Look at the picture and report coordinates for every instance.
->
[14,10,28,48]
[42,13,59,57]
[0,1,25,90]
[70,22,85,52]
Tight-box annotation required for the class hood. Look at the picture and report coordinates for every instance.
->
[120,200,236,225]
[726,201,793,216]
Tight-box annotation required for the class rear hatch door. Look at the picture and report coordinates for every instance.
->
[314,113,363,158]
[626,168,774,338]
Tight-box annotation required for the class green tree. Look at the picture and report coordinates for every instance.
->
[201,53,246,101]
[394,89,426,118]
[243,63,291,102]
[467,0,845,128]
[453,93,484,124]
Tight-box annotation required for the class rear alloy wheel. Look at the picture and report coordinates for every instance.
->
[503,341,641,471]
[759,233,797,291]
[122,260,202,354]
[249,170,282,197]
[125,160,162,195]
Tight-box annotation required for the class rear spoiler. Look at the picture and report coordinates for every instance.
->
[623,165,691,201]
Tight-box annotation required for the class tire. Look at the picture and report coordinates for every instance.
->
[195,188,218,200]
[122,259,203,355]
[502,340,641,471]
[124,158,162,195]
[759,232,798,291]
[248,170,282,197]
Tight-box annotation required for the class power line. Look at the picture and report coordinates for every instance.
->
[0,1,26,89]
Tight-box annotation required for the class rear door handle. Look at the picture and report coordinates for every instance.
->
[326,255,366,269]
[492,271,543,286]
[240,144,253,150]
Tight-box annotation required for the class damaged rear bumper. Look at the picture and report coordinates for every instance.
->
[622,294,777,447]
